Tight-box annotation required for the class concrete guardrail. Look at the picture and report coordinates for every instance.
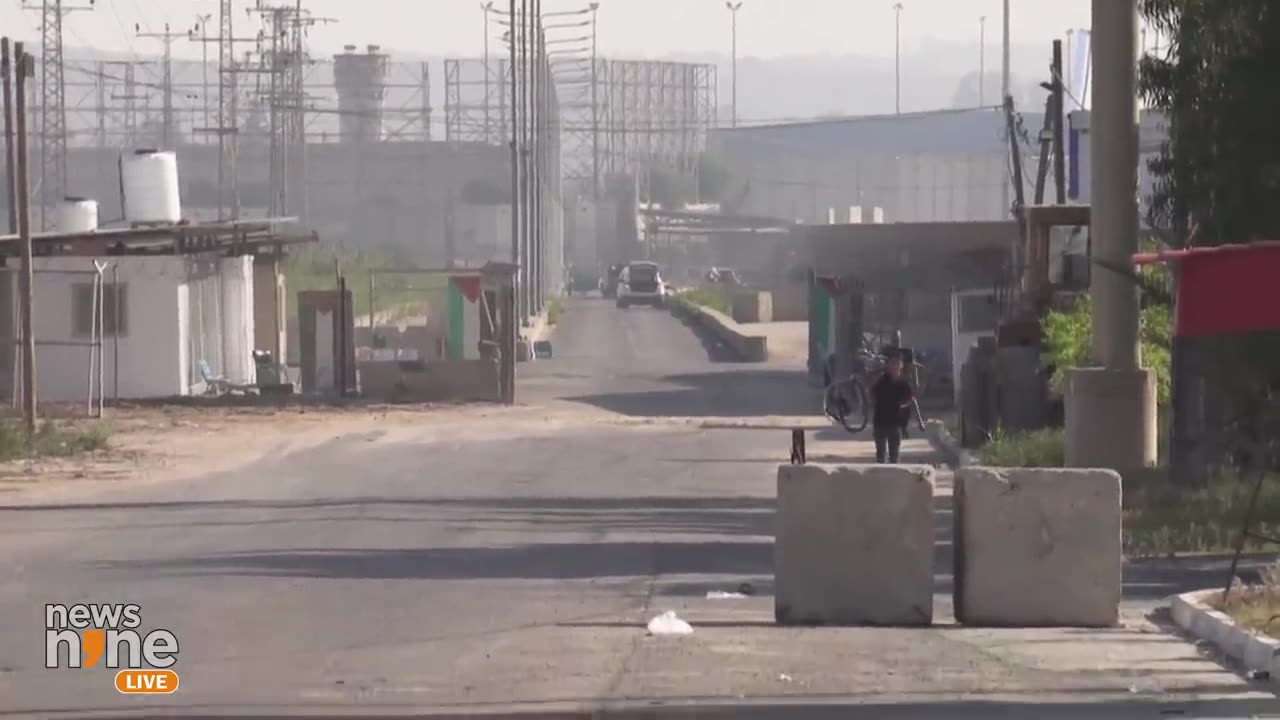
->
[671,297,768,362]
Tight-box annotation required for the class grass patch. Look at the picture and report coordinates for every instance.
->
[977,427,1065,468]
[1124,471,1280,556]
[676,286,731,315]
[546,297,564,325]
[0,420,111,461]
[1211,563,1280,639]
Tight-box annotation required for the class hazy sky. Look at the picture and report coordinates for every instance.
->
[2,0,1095,61]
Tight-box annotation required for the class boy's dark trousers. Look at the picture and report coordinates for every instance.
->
[873,423,902,464]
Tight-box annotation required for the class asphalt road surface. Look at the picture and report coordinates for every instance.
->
[0,297,1276,718]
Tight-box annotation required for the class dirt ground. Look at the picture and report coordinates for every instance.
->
[0,399,516,501]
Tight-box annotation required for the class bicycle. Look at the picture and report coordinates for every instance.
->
[823,347,927,434]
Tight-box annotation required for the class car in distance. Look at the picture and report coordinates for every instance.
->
[616,261,666,309]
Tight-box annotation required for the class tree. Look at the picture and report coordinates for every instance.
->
[1139,0,1280,474]
[1139,0,1280,245]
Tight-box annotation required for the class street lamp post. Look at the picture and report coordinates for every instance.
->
[725,1,742,127]
[893,3,903,114]
[978,15,986,107]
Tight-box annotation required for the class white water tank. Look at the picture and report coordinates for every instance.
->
[121,149,182,225]
[56,197,99,233]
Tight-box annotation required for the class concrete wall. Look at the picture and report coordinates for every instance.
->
[27,257,188,402]
[358,358,500,402]
[770,285,809,322]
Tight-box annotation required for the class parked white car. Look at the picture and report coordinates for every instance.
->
[616,261,666,308]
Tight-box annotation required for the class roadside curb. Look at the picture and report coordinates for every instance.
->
[924,418,977,468]
[1171,588,1280,680]
[668,297,768,362]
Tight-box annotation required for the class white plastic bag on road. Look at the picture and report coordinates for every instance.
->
[646,610,693,635]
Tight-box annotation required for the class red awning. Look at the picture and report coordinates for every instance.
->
[1132,241,1280,338]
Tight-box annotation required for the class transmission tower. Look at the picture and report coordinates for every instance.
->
[25,0,94,230]
[136,23,187,149]
[189,0,259,219]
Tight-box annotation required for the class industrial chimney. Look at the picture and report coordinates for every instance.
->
[333,44,389,143]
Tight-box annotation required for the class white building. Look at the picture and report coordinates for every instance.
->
[0,220,311,404]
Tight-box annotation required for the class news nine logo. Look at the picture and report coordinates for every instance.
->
[45,603,180,694]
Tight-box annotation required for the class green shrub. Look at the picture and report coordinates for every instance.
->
[0,420,111,461]
[977,427,1065,468]
[1125,470,1280,556]
[676,286,731,315]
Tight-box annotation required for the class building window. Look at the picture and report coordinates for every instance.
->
[72,283,128,337]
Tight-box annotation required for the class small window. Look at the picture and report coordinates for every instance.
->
[72,283,128,337]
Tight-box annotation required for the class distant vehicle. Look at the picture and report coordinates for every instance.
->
[706,267,743,286]
[600,264,625,298]
[617,261,666,309]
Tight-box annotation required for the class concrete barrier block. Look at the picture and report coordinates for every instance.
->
[954,467,1122,627]
[775,463,935,626]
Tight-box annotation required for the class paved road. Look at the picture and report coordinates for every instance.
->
[0,297,1275,718]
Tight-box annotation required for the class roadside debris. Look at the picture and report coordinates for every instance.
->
[706,591,748,600]
[647,611,693,635]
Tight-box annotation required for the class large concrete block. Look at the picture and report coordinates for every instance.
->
[775,464,935,626]
[954,467,1122,627]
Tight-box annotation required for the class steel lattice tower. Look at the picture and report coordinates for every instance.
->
[28,0,92,229]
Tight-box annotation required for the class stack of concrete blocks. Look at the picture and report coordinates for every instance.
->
[952,467,1122,627]
[775,464,935,626]
[773,463,1122,628]
[731,291,773,324]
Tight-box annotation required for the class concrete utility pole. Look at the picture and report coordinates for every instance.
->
[137,23,186,149]
[13,44,35,436]
[726,1,742,127]
[1001,0,1010,101]
[1064,0,1156,469]
[978,15,986,107]
[506,0,519,403]
[893,3,903,114]
[2,38,17,236]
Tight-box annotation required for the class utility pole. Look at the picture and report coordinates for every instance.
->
[137,23,186,149]
[978,15,986,107]
[893,3,904,114]
[13,43,35,436]
[1001,0,1010,101]
[193,14,214,135]
[104,60,144,148]
[725,1,742,127]
[25,0,94,230]
[506,0,519,404]
[1051,39,1065,205]
[2,38,17,236]
[482,1,493,144]
[190,2,258,220]
[589,2,599,201]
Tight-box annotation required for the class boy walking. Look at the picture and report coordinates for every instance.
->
[871,354,917,464]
